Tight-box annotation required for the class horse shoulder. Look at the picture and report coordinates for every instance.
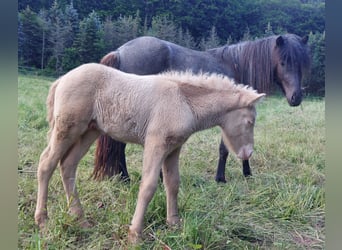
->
[143,81,194,146]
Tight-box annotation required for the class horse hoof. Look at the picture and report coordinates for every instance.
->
[120,175,130,183]
[215,176,227,183]
[243,172,252,178]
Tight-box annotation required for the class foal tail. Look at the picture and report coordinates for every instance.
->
[92,51,126,181]
[46,79,60,140]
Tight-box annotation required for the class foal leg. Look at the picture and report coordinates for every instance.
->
[215,138,228,183]
[162,147,181,226]
[35,131,77,229]
[128,141,166,243]
[59,129,99,227]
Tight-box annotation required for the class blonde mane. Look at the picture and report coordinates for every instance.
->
[160,70,257,94]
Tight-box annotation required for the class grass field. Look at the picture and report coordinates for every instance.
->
[18,74,325,249]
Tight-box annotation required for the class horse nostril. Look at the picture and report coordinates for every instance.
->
[290,91,302,106]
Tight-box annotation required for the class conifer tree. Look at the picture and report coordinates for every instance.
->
[147,15,177,42]
[112,11,141,49]
[199,26,221,50]
[48,0,72,75]
[37,9,49,70]
[19,6,43,68]
[76,11,103,63]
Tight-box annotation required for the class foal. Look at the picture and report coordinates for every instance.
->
[34,63,264,243]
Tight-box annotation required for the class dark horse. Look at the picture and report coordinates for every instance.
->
[92,34,310,182]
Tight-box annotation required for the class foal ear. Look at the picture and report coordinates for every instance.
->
[248,93,266,106]
[276,36,284,47]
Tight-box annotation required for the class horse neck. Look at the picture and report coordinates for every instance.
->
[206,45,228,59]
[223,37,275,93]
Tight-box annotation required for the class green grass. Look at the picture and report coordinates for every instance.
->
[18,74,325,249]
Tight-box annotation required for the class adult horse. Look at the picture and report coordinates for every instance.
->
[34,63,264,243]
[93,34,310,182]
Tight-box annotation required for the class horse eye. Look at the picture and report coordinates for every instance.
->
[246,119,254,125]
[280,61,285,67]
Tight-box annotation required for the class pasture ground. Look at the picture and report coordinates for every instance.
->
[18,74,325,249]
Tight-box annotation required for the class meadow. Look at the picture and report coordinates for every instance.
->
[18,74,325,249]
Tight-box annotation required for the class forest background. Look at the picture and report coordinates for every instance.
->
[18,0,325,95]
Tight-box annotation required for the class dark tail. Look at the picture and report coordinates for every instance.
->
[92,136,128,180]
[100,51,120,68]
[92,51,129,181]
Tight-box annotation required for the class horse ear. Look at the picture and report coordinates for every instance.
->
[276,36,284,47]
[248,93,266,106]
[302,35,309,44]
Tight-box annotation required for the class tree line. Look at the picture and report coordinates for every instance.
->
[18,0,325,95]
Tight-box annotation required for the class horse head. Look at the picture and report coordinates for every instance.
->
[220,93,265,160]
[273,34,310,106]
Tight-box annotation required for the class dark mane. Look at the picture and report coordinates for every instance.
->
[223,34,310,93]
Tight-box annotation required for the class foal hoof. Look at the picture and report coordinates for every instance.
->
[35,212,48,231]
[79,218,93,228]
[167,215,180,226]
[127,228,142,245]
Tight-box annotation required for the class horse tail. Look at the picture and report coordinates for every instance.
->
[92,51,127,181]
[46,79,60,141]
[100,51,120,68]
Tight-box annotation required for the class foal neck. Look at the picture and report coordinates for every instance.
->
[178,82,243,128]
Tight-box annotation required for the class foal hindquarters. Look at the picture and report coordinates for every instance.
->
[34,120,100,230]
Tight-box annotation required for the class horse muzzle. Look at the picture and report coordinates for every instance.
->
[237,145,253,160]
[288,90,302,106]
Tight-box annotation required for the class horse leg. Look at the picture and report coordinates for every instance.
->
[59,129,100,228]
[128,140,166,243]
[215,139,252,181]
[35,129,78,230]
[215,138,228,183]
[242,160,252,177]
[162,147,181,226]
[118,142,130,181]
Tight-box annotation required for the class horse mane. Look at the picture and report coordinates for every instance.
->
[223,34,310,93]
[160,70,257,95]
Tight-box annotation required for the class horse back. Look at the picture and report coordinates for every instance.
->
[113,36,233,76]
[115,36,172,74]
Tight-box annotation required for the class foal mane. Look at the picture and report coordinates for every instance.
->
[160,70,257,94]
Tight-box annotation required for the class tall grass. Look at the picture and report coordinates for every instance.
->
[18,74,325,249]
